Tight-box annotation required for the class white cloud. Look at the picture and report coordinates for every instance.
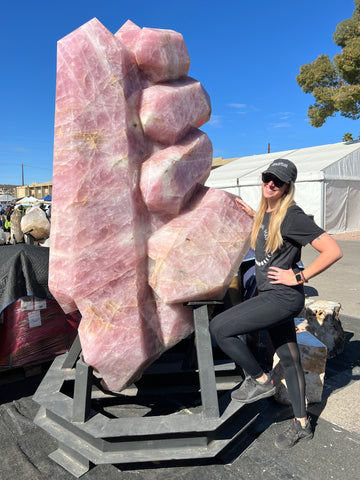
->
[228,103,247,109]
[268,111,295,120]
[278,112,294,120]
[269,122,291,128]
[228,103,260,114]
[208,115,223,127]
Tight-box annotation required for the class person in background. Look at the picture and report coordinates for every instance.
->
[210,159,342,449]
[18,205,26,216]
[4,206,14,243]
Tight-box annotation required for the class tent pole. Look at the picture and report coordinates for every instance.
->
[321,179,325,229]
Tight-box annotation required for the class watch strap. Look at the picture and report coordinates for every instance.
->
[293,267,305,285]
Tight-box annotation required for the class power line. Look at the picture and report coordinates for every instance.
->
[0,162,52,171]
[0,162,52,186]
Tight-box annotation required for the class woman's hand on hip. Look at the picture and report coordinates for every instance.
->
[268,266,297,286]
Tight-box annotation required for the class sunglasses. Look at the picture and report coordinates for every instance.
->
[262,173,285,188]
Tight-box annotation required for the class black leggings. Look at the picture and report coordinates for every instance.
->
[210,291,306,418]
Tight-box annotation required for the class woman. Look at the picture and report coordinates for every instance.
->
[210,158,342,449]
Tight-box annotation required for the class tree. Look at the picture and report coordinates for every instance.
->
[297,1,360,127]
[342,132,354,141]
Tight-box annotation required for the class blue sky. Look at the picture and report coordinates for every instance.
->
[0,0,357,185]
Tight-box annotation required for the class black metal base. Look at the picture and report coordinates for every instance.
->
[33,302,259,477]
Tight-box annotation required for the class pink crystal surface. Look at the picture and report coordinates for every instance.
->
[140,129,213,214]
[148,187,253,303]
[140,78,211,145]
[135,27,191,83]
[49,18,252,392]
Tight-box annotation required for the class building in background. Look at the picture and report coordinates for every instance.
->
[0,185,16,196]
[211,157,237,169]
[15,182,52,200]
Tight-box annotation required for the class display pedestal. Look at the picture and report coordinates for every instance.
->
[33,302,260,478]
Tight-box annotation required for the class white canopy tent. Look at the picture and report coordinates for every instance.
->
[205,141,360,234]
[0,194,15,203]
[16,196,39,205]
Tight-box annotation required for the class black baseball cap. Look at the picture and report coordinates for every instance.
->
[263,159,297,183]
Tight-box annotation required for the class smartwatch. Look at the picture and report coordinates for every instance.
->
[293,267,305,285]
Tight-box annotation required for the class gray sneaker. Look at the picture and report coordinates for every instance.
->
[231,374,276,403]
[275,418,313,449]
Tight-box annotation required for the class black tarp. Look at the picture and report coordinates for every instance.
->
[0,244,53,314]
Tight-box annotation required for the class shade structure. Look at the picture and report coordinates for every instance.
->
[16,196,39,205]
[0,194,15,202]
[206,141,360,234]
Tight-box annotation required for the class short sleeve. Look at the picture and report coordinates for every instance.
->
[282,205,325,247]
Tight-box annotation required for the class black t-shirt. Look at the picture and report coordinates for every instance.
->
[255,205,324,304]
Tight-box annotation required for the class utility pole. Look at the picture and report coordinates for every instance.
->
[22,164,24,186]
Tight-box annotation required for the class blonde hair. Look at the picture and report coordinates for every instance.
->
[250,181,296,253]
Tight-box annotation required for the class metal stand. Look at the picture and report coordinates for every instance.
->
[33,302,260,477]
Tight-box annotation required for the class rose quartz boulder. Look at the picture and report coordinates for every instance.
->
[135,27,191,83]
[49,18,252,392]
[116,21,190,83]
[140,129,213,214]
[148,187,252,303]
[139,78,211,145]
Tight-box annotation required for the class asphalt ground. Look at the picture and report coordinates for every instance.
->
[302,236,360,318]
[0,236,359,479]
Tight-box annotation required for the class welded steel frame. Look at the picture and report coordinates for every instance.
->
[33,302,257,477]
